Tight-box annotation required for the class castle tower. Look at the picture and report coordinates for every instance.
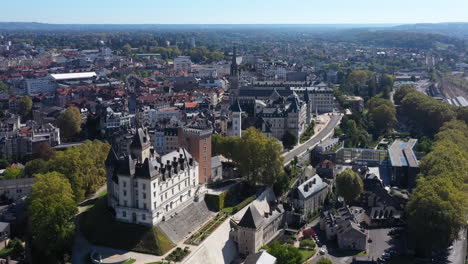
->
[130,128,152,163]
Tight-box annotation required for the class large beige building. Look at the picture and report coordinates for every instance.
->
[106,128,199,226]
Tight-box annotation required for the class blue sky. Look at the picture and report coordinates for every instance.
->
[2,0,468,24]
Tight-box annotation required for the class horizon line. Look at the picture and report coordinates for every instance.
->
[1,21,468,26]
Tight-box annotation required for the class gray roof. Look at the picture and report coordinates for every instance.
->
[211,156,222,169]
[238,205,264,229]
[388,139,418,167]
[296,174,328,200]
[244,250,277,264]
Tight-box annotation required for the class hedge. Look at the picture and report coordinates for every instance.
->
[205,190,228,211]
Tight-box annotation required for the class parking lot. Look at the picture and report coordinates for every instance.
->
[307,227,406,264]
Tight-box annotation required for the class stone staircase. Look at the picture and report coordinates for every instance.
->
[158,200,214,243]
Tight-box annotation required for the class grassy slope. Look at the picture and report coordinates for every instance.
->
[80,194,174,255]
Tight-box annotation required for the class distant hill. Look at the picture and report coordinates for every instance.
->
[391,22,468,39]
[333,29,466,49]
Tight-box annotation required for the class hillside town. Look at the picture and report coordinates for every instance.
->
[0,19,467,264]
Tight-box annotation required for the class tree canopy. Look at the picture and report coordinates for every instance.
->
[212,128,284,186]
[406,177,466,253]
[336,169,363,203]
[18,96,32,119]
[265,241,302,264]
[57,106,82,141]
[406,117,468,256]
[367,97,397,133]
[28,172,77,262]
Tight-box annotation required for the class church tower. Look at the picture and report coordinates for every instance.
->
[229,46,240,105]
[229,99,243,137]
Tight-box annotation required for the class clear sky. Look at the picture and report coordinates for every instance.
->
[2,0,468,24]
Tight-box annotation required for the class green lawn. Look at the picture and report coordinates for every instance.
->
[123,259,136,264]
[80,194,174,255]
[299,248,316,261]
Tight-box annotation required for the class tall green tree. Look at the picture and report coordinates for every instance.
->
[18,96,32,118]
[406,177,466,255]
[213,128,283,186]
[336,169,363,203]
[57,106,82,141]
[265,241,302,264]
[367,97,397,133]
[282,130,297,149]
[28,172,77,262]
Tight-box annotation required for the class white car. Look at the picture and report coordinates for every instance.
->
[319,247,326,255]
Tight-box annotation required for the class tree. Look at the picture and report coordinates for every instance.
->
[266,241,302,264]
[122,43,132,56]
[46,140,110,201]
[28,172,77,262]
[237,128,284,186]
[368,102,397,133]
[0,82,9,93]
[3,167,22,179]
[214,128,283,186]
[317,258,333,264]
[406,177,466,256]
[336,169,363,203]
[7,238,25,259]
[18,96,32,119]
[33,142,55,160]
[394,84,415,105]
[282,130,297,149]
[23,159,48,178]
[57,106,82,141]
[273,172,290,197]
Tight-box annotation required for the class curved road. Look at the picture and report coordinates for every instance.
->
[283,113,342,164]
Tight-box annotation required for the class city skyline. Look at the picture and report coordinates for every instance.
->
[2,0,468,24]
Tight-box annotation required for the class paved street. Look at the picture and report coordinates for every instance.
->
[283,113,342,164]
[448,230,467,264]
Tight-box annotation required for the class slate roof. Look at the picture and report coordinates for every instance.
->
[238,205,264,229]
[230,99,242,112]
[295,174,328,200]
[130,128,150,149]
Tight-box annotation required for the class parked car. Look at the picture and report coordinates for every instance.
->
[319,247,326,255]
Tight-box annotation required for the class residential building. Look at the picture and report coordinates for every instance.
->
[291,173,329,219]
[0,178,36,201]
[320,206,368,251]
[254,90,307,141]
[303,87,334,114]
[174,56,192,73]
[106,128,199,226]
[16,79,58,95]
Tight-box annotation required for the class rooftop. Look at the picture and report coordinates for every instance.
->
[388,139,418,168]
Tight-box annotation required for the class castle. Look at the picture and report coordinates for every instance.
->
[106,128,200,226]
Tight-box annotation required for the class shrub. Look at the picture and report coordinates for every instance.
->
[299,239,316,249]
[302,228,316,239]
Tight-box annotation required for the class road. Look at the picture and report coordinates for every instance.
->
[283,113,342,164]
[448,230,467,264]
